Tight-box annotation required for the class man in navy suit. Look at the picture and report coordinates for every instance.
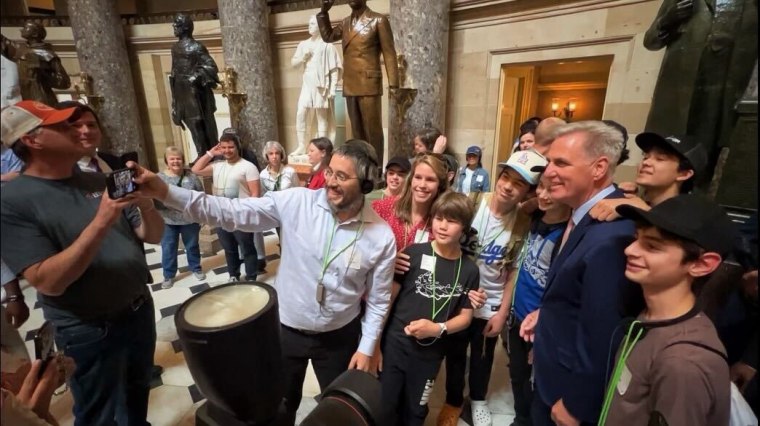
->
[520,121,638,426]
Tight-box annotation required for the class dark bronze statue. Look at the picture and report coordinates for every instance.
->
[317,0,399,164]
[170,14,220,155]
[1,22,70,106]
[644,0,757,185]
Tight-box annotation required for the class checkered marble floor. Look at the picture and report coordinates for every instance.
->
[15,230,517,425]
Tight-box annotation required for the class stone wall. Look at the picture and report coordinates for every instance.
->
[1,0,664,184]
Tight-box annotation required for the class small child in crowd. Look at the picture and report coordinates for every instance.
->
[378,191,480,426]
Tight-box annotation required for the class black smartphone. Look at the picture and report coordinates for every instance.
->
[106,168,138,199]
[33,321,55,379]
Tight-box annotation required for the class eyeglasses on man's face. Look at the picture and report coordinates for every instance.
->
[324,168,360,183]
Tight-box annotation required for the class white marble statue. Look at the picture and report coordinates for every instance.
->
[1,55,22,109]
[289,15,342,162]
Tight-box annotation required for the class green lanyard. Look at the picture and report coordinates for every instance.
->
[430,242,463,320]
[509,237,531,303]
[598,320,644,426]
[319,213,365,282]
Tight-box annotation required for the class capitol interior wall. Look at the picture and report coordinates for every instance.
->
[2,0,664,182]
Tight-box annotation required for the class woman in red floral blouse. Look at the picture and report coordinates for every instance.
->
[372,154,449,250]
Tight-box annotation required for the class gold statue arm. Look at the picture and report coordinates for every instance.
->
[377,16,399,88]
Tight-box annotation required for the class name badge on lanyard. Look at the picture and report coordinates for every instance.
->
[415,229,429,243]
[420,254,436,272]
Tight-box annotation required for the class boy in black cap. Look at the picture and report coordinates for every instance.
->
[598,195,734,425]
[590,132,708,221]
[367,155,411,202]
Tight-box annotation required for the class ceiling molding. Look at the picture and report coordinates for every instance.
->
[451,0,653,29]
[489,34,634,55]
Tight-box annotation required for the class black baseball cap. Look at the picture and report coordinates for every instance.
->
[443,154,459,174]
[616,194,738,257]
[635,133,708,178]
[385,156,411,173]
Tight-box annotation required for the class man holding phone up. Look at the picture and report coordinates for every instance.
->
[0,100,164,425]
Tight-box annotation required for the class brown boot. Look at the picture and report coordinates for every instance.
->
[436,403,463,426]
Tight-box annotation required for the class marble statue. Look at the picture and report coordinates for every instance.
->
[644,0,757,184]
[289,15,343,162]
[1,22,70,106]
[1,55,22,109]
[317,0,399,165]
[170,13,220,155]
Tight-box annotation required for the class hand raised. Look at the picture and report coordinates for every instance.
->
[432,135,448,154]
[321,0,334,13]
[209,143,225,157]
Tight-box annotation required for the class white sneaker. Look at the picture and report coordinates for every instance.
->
[161,278,174,289]
[471,400,492,426]
[193,271,206,281]
[228,276,239,283]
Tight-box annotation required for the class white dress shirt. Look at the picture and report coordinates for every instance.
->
[77,154,113,173]
[163,186,396,356]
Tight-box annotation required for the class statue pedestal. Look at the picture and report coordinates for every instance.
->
[198,176,221,256]
[388,87,418,159]
[198,225,221,257]
[714,99,757,209]
[290,162,313,186]
[288,153,309,165]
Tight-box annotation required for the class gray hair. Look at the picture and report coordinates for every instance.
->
[165,146,184,158]
[262,140,287,165]
[554,120,623,175]
[333,139,380,184]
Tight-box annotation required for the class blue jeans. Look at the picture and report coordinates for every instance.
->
[54,297,156,426]
[160,223,202,280]
[216,228,257,280]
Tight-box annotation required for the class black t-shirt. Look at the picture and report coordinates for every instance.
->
[0,171,150,326]
[388,242,479,353]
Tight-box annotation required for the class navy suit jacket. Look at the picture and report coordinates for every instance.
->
[532,189,636,423]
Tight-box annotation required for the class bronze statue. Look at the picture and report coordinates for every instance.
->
[644,0,757,185]
[170,14,220,155]
[1,22,70,106]
[317,0,399,164]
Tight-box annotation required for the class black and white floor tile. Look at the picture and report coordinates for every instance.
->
[15,230,516,425]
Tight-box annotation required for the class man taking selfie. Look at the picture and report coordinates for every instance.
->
[0,100,163,425]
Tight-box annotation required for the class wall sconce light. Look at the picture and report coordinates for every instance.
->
[552,97,577,121]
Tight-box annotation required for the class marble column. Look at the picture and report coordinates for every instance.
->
[388,0,449,159]
[218,0,279,161]
[67,0,148,161]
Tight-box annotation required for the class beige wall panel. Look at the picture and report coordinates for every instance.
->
[445,1,661,185]
[604,2,661,37]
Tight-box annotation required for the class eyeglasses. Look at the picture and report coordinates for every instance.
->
[324,169,359,183]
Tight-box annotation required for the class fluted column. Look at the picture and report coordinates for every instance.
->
[389,0,449,158]
[218,0,279,160]
[67,0,148,161]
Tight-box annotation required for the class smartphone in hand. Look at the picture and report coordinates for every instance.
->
[33,321,55,379]
[106,168,138,199]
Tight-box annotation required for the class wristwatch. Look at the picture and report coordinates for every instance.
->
[5,294,24,303]
[437,322,448,338]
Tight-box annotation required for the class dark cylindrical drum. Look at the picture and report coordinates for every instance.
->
[175,282,282,424]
